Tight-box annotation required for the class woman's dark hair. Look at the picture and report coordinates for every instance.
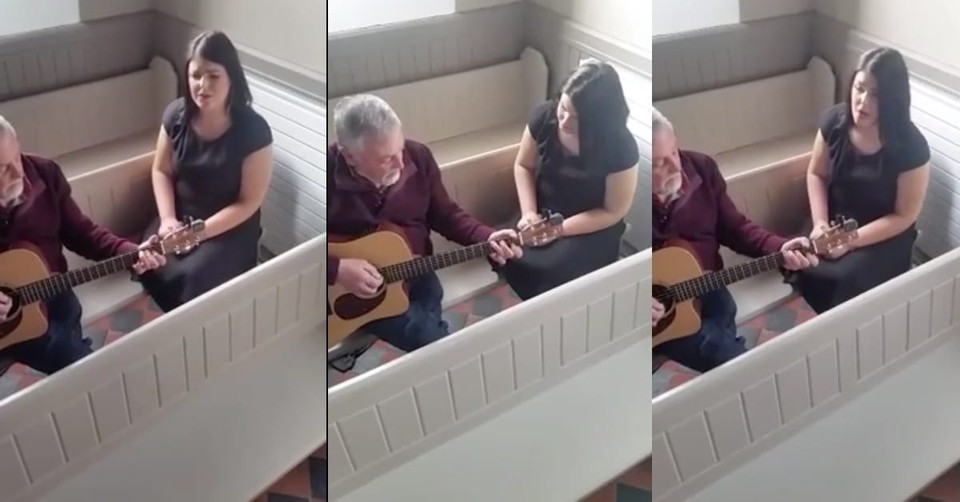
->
[182,30,253,121]
[556,59,631,161]
[842,47,912,147]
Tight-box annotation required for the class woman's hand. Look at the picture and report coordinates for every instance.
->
[809,220,830,241]
[517,212,541,230]
[158,217,183,238]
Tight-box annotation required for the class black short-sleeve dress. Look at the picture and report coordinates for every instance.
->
[139,97,273,312]
[500,100,640,300]
[795,103,929,313]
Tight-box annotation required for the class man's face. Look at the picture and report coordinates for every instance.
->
[342,126,405,187]
[0,134,24,206]
[651,126,682,199]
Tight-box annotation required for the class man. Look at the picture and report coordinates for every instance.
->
[327,94,522,353]
[650,108,819,373]
[0,115,165,376]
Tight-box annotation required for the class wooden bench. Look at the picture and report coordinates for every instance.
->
[0,56,177,180]
[329,47,549,307]
[653,57,836,323]
[0,56,178,325]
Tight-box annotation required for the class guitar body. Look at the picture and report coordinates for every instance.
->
[652,240,704,348]
[328,224,414,348]
[0,245,51,351]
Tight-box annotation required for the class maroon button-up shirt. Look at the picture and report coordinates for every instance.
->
[327,139,494,284]
[1,154,138,273]
[653,149,788,271]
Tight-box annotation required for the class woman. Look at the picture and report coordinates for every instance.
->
[796,47,929,314]
[500,59,639,300]
[139,30,274,312]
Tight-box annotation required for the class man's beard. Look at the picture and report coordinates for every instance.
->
[0,180,23,207]
[380,168,401,187]
[655,173,681,201]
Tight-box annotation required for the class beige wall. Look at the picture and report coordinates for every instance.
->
[816,0,960,70]
[741,0,810,22]
[155,0,324,78]
[79,0,151,20]
[457,0,520,11]
[530,0,648,51]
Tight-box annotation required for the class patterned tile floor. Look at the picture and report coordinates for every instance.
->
[581,459,652,501]
[327,282,523,387]
[652,295,816,397]
[252,445,327,502]
[0,295,166,400]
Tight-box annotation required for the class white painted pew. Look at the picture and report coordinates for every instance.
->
[0,235,326,502]
[329,248,651,501]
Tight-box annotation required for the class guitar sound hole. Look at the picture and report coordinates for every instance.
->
[332,284,388,320]
[0,286,23,340]
[652,284,676,337]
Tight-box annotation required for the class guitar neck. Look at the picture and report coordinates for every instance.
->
[16,250,140,305]
[381,241,493,283]
[668,251,785,302]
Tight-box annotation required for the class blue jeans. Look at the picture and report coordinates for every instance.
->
[654,287,746,373]
[0,291,92,375]
[364,273,450,352]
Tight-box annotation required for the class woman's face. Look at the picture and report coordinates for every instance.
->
[188,57,231,113]
[556,93,579,136]
[850,70,879,128]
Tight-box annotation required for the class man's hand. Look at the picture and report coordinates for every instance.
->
[132,236,167,275]
[652,298,664,327]
[337,258,383,298]
[780,236,820,270]
[0,292,11,321]
[488,229,523,265]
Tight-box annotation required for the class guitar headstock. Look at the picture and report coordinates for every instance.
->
[158,218,206,255]
[812,216,859,254]
[517,211,564,247]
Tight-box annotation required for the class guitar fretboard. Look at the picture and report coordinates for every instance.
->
[380,242,494,283]
[658,252,785,303]
[15,251,140,304]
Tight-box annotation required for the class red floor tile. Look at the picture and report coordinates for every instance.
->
[267,460,312,498]
[918,463,960,501]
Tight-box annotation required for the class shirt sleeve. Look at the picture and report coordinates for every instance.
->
[421,145,495,245]
[711,157,789,256]
[240,109,274,157]
[818,103,844,139]
[527,100,555,141]
[53,163,139,260]
[896,124,931,173]
[161,97,184,137]
[605,129,640,173]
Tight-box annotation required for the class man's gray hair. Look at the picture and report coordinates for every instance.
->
[334,94,401,151]
[652,107,673,134]
[0,114,16,140]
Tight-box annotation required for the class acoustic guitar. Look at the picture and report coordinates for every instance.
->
[0,219,205,351]
[327,212,564,348]
[651,217,859,347]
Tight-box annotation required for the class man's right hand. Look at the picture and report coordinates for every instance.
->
[336,258,384,298]
[652,298,664,327]
[0,293,12,321]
